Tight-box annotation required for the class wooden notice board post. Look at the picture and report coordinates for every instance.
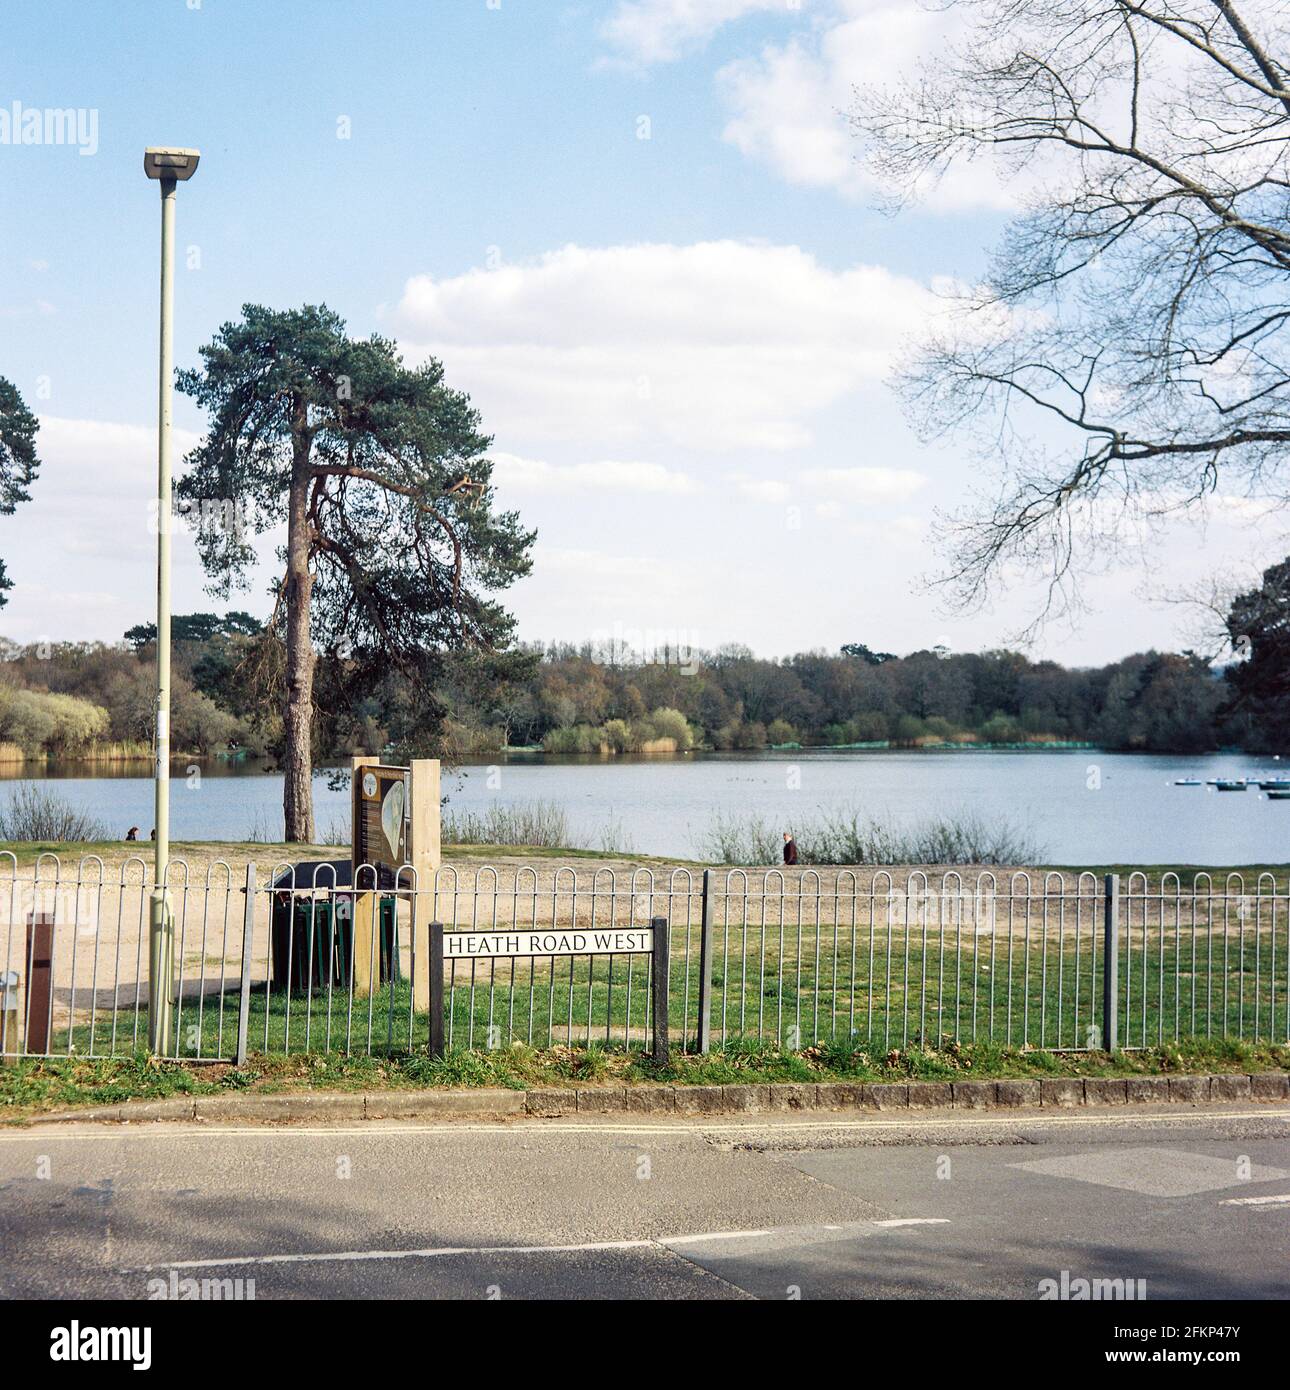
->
[406,758,440,1013]
[350,756,440,1009]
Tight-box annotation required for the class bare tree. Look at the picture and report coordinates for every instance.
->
[852,0,1290,621]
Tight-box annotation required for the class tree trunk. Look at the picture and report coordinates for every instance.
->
[282,403,316,842]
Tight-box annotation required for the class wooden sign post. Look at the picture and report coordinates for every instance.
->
[350,756,440,1009]
[406,758,440,1013]
[24,912,54,1055]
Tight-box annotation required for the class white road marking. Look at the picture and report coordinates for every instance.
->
[1220,1193,1290,1207]
[126,1239,654,1272]
[665,1228,772,1245]
[1011,1146,1290,1198]
[120,1217,949,1274]
[3,1107,1285,1143]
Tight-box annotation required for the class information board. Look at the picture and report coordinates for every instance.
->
[352,764,408,876]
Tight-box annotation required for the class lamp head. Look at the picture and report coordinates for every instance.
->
[143,147,200,181]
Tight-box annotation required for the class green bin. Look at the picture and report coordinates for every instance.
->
[271,894,401,993]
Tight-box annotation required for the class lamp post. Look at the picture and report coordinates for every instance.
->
[143,147,199,1055]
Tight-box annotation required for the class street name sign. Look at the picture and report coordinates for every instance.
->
[444,928,653,958]
[428,915,671,1066]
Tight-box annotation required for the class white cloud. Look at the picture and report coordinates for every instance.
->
[599,0,788,64]
[717,0,1016,209]
[801,465,926,503]
[844,514,925,542]
[535,545,674,580]
[725,465,926,509]
[9,580,120,616]
[0,416,261,643]
[1,299,57,320]
[388,240,934,451]
[36,416,201,495]
[514,544,692,633]
[726,471,791,504]
[491,451,697,496]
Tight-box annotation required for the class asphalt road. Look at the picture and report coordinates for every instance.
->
[1,1103,1287,1299]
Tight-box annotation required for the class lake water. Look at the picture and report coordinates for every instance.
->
[3,750,1288,864]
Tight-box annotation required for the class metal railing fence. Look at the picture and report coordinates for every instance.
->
[0,855,1285,1062]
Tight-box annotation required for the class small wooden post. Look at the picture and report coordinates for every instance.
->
[1102,873,1120,1053]
[0,969,19,1064]
[408,759,441,874]
[697,870,714,1054]
[407,759,440,1013]
[428,921,445,1059]
[350,755,380,1000]
[235,864,257,1065]
[25,912,54,1055]
[651,915,670,1068]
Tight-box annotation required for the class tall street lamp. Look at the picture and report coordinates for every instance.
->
[143,147,199,1054]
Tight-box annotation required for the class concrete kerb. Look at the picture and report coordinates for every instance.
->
[20,1070,1289,1126]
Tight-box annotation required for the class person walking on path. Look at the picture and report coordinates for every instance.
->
[782,831,799,866]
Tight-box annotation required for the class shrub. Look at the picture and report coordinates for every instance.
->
[980,712,1021,743]
[699,811,783,865]
[0,783,107,842]
[171,687,239,754]
[542,724,608,754]
[602,718,633,753]
[851,711,890,742]
[0,687,110,754]
[715,720,768,750]
[646,707,694,750]
[697,806,1045,866]
[441,800,632,852]
[438,719,507,759]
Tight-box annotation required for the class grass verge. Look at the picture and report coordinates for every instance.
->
[3,1035,1285,1122]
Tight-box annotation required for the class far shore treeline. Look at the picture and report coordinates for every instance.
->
[0,590,1286,763]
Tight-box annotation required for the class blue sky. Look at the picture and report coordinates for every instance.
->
[0,0,1278,662]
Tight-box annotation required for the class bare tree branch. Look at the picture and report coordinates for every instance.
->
[853,1,1290,616]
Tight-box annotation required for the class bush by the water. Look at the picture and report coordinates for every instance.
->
[442,800,633,853]
[0,783,107,842]
[542,706,697,755]
[0,687,109,755]
[698,807,1045,866]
